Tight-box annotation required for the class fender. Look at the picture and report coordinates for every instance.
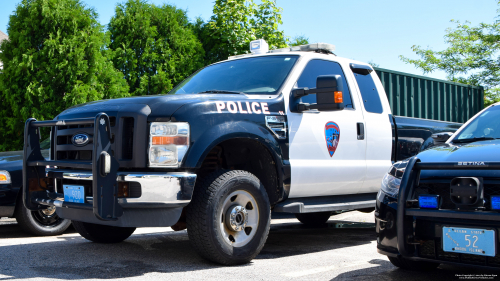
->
[183,120,284,169]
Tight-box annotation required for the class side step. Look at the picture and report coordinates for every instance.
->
[274,193,377,213]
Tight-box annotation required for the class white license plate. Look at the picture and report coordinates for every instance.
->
[63,185,85,203]
[442,226,496,257]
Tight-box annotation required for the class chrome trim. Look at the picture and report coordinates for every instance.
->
[265,115,287,139]
[47,169,197,208]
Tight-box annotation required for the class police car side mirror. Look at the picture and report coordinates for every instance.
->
[292,75,345,112]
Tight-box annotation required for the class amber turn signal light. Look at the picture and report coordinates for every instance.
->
[334,91,343,103]
[0,174,7,182]
[152,136,188,145]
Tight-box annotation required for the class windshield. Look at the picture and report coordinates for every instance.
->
[169,55,299,95]
[454,105,500,142]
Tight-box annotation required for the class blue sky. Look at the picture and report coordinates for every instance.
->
[0,0,497,80]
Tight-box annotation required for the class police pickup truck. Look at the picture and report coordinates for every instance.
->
[23,40,460,265]
[377,102,500,270]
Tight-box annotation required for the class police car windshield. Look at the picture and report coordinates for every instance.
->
[454,105,500,143]
[169,56,299,95]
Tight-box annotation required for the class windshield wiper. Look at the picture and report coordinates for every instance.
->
[199,90,245,95]
[452,137,498,143]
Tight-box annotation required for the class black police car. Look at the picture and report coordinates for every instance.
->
[0,139,71,235]
[376,102,500,270]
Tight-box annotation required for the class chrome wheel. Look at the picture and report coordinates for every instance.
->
[219,190,259,247]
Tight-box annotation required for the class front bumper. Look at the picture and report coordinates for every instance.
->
[376,157,500,268]
[49,170,196,227]
[23,114,196,227]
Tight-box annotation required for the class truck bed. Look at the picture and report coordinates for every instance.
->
[393,115,462,161]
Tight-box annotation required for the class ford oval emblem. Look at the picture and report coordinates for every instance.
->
[72,133,90,147]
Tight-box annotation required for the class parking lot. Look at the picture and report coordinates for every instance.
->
[0,211,497,281]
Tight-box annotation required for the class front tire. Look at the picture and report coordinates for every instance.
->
[388,256,440,271]
[72,221,136,243]
[16,204,72,236]
[186,170,271,265]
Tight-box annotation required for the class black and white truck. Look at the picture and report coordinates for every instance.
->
[23,41,460,265]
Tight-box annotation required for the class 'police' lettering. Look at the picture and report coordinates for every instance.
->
[215,101,271,114]
[252,102,261,114]
[216,101,225,113]
[227,101,238,113]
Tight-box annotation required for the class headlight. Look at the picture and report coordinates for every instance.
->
[0,171,11,184]
[148,122,190,168]
[380,160,408,197]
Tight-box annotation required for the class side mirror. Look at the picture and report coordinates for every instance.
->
[291,75,345,112]
[431,132,453,144]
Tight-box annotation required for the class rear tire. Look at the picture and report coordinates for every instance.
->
[295,212,333,226]
[388,256,439,271]
[72,221,136,243]
[186,170,271,265]
[15,202,71,236]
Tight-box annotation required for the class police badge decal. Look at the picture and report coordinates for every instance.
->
[324,121,340,157]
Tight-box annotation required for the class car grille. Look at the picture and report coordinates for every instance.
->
[414,179,500,211]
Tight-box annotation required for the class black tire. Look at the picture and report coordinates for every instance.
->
[15,203,72,236]
[72,221,136,243]
[186,170,271,265]
[388,256,440,271]
[295,212,333,226]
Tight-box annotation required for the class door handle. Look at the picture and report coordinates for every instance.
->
[357,123,365,140]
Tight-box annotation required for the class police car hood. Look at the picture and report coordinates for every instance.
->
[417,139,500,163]
[57,93,246,119]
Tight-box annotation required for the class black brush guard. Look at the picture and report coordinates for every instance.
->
[397,157,500,257]
[23,113,123,221]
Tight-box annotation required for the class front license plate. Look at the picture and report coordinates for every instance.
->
[63,185,85,203]
[442,227,496,257]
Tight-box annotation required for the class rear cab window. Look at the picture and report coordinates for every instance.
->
[353,70,383,114]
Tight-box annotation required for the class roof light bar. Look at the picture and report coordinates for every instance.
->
[228,41,336,60]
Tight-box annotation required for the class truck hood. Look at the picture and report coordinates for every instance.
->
[417,139,500,163]
[58,93,246,119]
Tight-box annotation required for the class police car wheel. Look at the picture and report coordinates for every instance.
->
[295,212,333,226]
[15,198,71,236]
[186,170,271,265]
[388,256,440,271]
[72,221,136,243]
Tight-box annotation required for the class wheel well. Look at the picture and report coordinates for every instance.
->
[197,138,281,205]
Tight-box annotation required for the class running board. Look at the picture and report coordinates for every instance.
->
[274,193,377,213]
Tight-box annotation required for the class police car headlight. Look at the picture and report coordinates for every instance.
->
[0,171,11,184]
[148,122,189,168]
[380,160,408,198]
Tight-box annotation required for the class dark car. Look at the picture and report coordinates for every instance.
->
[376,102,500,270]
[0,139,71,235]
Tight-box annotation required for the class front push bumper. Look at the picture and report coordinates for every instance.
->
[23,114,196,227]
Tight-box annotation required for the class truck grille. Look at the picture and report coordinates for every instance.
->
[53,116,134,165]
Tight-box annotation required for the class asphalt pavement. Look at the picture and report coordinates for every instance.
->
[0,211,498,280]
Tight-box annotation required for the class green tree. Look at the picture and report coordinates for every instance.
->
[194,0,288,64]
[108,0,205,96]
[400,7,500,106]
[289,35,309,46]
[0,0,129,152]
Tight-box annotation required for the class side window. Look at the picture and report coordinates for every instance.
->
[295,60,353,108]
[354,72,383,114]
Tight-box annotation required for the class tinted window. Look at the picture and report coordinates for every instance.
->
[295,60,353,108]
[455,105,500,140]
[354,73,383,114]
[170,56,298,95]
